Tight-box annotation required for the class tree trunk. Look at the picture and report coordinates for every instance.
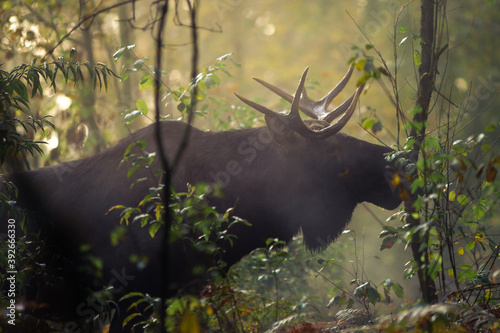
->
[405,0,441,304]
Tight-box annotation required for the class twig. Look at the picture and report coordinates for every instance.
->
[42,0,137,61]
[154,2,171,332]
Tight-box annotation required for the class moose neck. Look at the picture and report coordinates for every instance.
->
[171,125,359,259]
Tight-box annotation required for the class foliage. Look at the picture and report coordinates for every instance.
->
[383,303,500,332]
[113,181,251,332]
[384,116,500,306]
[0,56,117,207]
[0,58,118,164]
[2,1,500,331]
[363,0,500,309]
[0,58,118,329]
[305,230,404,315]
[114,47,243,129]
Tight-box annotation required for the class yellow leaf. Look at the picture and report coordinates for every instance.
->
[391,173,401,188]
[206,305,214,316]
[485,290,492,302]
[179,311,201,333]
[458,247,464,256]
[155,206,163,222]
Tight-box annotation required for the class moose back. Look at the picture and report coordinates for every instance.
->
[2,67,401,328]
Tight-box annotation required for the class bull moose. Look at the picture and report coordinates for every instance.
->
[2,66,401,330]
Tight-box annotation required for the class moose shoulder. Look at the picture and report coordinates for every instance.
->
[4,66,401,327]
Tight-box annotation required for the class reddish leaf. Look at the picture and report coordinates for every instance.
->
[486,165,497,183]
[399,187,410,201]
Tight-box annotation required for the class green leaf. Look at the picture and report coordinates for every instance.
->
[136,99,148,115]
[149,223,161,238]
[203,75,216,89]
[133,59,145,70]
[113,47,126,61]
[410,32,420,40]
[410,106,423,116]
[473,204,486,219]
[414,51,422,66]
[457,194,468,205]
[124,110,143,124]
[411,178,425,194]
[424,136,440,150]
[357,71,371,86]
[383,279,394,288]
[139,74,155,90]
[485,124,496,132]
[119,293,145,304]
[367,286,381,304]
[113,45,135,61]
[127,164,144,180]
[122,313,141,328]
[362,117,377,131]
[465,240,476,252]
[354,282,369,298]
[327,295,346,308]
[216,52,234,61]
[399,27,410,33]
[392,282,404,298]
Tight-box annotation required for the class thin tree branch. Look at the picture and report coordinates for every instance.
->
[42,0,137,61]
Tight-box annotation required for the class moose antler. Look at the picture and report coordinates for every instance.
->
[235,66,364,139]
[253,66,355,121]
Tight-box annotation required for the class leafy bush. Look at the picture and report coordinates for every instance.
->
[0,57,118,329]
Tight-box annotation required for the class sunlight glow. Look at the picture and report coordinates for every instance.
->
[454,78,468,92]
[263,24,276,36]
[47,133,59,150]
[56,94,72,110]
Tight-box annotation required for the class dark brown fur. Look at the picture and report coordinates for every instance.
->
[5,120,401,329]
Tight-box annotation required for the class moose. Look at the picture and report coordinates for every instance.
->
[2,66,401,330]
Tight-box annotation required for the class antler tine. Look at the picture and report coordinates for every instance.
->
[252,78,294,105]
[253,77,319,120]
[323,93,355,124]
[275,67,314,136]
[235,67,362,140]
[315,65,354,120]
[253,65,355,120]
[234,92,283,120]
[312,83,365,139]
[235,67,314,138]
[289,67,308,120]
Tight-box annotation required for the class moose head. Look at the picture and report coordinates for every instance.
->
[226,65,401,248]
[2,66,402,331]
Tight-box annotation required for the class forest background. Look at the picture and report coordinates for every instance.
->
[1,0,500,331]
